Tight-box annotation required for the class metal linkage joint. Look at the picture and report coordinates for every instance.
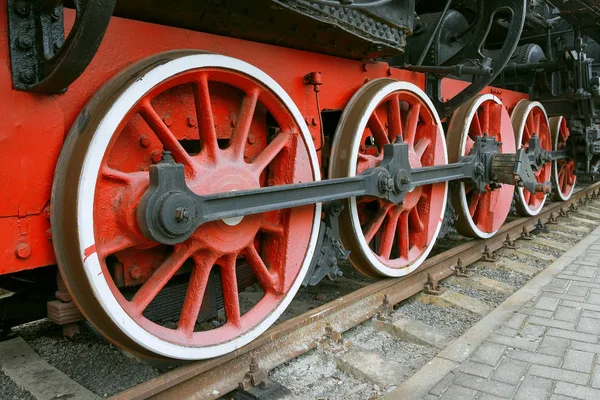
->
[504,234,517,249]
[481,245,498,262]
[423,273,446,295]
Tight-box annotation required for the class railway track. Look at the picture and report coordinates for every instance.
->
[102,182,600,400]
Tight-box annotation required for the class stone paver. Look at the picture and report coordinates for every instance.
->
[385,225,600,400]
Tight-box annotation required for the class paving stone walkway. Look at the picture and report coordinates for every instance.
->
[387,226,600,400]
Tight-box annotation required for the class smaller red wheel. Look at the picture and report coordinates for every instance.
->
[511,101,552,216]
[329,79,448,278]
[550,116,576,201]
[447,95,516,238]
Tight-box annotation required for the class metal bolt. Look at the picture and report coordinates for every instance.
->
[139,135,151,148]
[163,116,173,127]
[150,150,162,163]
[17,36,32,50]
[45,229,52,241]
[247,134,256,144]
[175,207,190,223]
[19,69,35,84]
[130,266,142,280]
[15,243,31,259]
[51,8,61,21]
[14,2,29,17]
[187,116,197,127]
[400,176,410,185]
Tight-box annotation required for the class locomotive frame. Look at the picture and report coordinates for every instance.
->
[1,0,599,360]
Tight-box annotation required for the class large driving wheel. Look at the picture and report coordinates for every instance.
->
[447,94,516,238]
[550,116,576,201]
[511,100,552,216]
[329,79,448,278]
[51,52,321,360]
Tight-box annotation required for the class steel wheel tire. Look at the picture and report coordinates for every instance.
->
[550,116,576,201]
[447,94,516,238]
[329,79,448,278]
[511,100,552,216]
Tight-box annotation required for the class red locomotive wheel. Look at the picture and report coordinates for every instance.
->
[51,52,321,360]
[447,95,516,238]
[511,101,552,216]
[550,116,576,201]
[329,79,447,278]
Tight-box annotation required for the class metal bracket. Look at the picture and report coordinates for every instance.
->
[452,258,468,277]
[570,202,579,212]
[520,226,533,240]
[559,207,568,217]
[481,245,498,262]
[503,234,517,249]
[237,357,289,399]
[303,201,350,286]
[534,219,548,233]
[376,294,393,322]
[547,212,558,224]
[7,0,116,92]
[423,273,445,295]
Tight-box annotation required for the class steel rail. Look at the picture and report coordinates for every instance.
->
[113,182,600,400]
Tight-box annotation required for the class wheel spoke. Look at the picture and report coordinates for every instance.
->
[468,193,481,217]
[177,253,215,333]
[368,113,391,146]
[260,219,285,236]
[100,166,135,184]
[387,94,402,142]
[130,245,194,314]
[474,191,492,231]
[230,88,260,159]
[404,103,421,145]
[409,207,424,232]
[357,153,381,174]
[97,235,141,260]
[559,166,568,190]
[244,245,280,294]
[526,115,536,138]
[362,203,393,243]
[535,111,541,134]
[398,211,410,258]
[220,256,241,326]
[195,73,219,161]
[471,112,482,135]
[465,135,476,155]
[250,131,291,175]
[139,100,195,169]
[378,210,399,259]
[480,102,490,134]
[523,190,531,205]
[415,137,431,159]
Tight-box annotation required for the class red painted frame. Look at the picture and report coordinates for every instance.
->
[0,9,527,276]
